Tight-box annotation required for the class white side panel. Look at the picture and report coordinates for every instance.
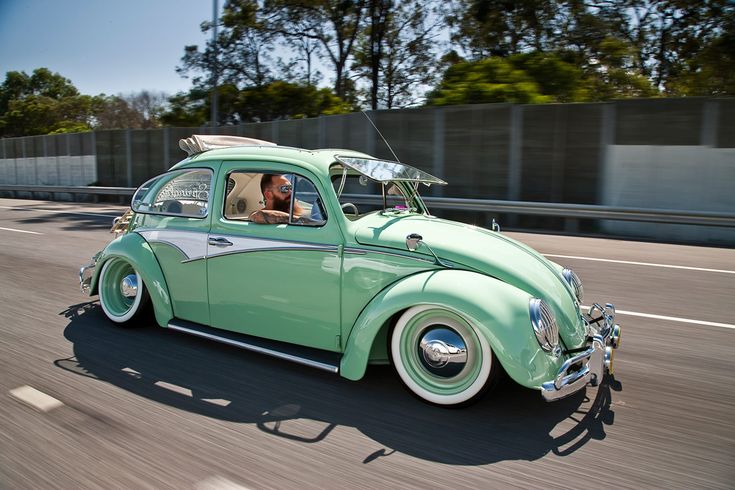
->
[58,156,71,185]
[82,155,97,185]
[0,155,96,186]
[601,145,735,243]
[137,229,208,261]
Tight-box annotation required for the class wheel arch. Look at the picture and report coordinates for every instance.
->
[339,269,561,389]
[90,233,173,327]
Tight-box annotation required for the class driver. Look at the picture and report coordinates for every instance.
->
[250,173,308,224]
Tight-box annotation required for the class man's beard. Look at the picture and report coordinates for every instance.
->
[272,195,290,213]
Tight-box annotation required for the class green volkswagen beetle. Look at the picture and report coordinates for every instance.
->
[80,135,621,407]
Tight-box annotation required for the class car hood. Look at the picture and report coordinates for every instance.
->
[353,214,585,348]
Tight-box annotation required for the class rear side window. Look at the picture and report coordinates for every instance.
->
[132,169,213,218]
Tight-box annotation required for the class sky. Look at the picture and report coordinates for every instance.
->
[0,0,217,96]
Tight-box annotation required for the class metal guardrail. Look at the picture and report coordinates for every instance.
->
[1,185,734,227]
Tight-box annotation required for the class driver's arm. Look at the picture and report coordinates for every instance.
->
[249,209,290,224]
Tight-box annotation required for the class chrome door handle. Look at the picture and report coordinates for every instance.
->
[208,237,233,247]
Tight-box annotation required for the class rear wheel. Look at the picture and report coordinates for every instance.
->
[98,258,150,326]
[391,305,498,407]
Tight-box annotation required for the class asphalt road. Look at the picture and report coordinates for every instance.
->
[0,198,733,489]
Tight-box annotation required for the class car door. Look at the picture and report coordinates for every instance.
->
[131,167,214,326]
[206,161,343,352]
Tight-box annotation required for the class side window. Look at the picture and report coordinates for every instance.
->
[132,169,212,218]
[293,174,327,226]
[223,171,327,226]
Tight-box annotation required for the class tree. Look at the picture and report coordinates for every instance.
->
[236,80,353,121]
[265,0,368,99]
[446,0,559,59]
[426,57,552,105]
[160,90,209,127]
[93,91,168,130]
[353,0,442,108]
[160,85,242,127]
[177,0,276,93]
[0,69,98,137]
[444,0,733,98]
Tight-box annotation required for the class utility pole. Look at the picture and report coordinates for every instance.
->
[211,0,219,129]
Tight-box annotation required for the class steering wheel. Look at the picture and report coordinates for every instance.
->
[341,202,359,216]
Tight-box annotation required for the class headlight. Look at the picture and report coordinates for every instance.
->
[529,299,560,353]
[562,268,584,303]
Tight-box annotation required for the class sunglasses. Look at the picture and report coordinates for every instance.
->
[276,184,293,193]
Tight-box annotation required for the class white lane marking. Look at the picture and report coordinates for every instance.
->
[545,253,735,275]
[583,306,735,330]
[202,398,232,407]
[154,381,193,397]
[195,476,252,490]
[122,367,142,379]
[0,226,43,235]
[9,386,64,412]
[0,205,119,219]
[615,309,735,330]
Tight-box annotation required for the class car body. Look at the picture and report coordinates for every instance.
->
[80,134,621,406]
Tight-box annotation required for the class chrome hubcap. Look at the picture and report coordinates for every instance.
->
[120,274,138,298]
[418,327,467,378]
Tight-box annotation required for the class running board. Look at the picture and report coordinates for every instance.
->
[167,319,341,374]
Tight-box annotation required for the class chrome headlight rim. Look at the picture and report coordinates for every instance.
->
[529,298,560,354]
[562,268,584,304]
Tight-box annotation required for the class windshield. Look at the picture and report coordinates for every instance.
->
[330,163,433,221]
[334,155,447,185]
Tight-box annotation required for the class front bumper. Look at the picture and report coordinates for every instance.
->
[79,253,99,294]
[541,303,622,402]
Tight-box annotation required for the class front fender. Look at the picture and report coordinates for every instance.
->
[340,269,563,389]
[90,233,173,327]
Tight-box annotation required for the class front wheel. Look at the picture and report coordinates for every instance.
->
[391,305,499,407]
[98,258,151,326]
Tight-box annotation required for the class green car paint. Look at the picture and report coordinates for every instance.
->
[340,248,439,358]
[91,144,589,393]
[345,213,586,349]
[339,269,563,389]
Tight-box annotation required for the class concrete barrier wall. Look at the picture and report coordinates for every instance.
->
[602,145,735,242]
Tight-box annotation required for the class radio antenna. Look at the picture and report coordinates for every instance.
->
[362,110,401,163]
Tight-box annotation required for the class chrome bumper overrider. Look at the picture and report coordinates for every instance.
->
[79,253,99,294]
[541,303,622,402]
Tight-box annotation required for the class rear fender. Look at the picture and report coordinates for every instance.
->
[90,233,173,327]
[340,269,562,389]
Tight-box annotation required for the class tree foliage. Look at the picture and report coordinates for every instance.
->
[0,69,92,136]
[0,69,168,136]
[444,0,734,99]
[161,81,353,126]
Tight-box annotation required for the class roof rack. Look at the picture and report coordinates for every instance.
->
[179,134,276,156]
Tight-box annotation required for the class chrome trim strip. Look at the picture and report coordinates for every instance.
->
[343,247,435,264]
[180,256,207,264]
[166,323,340,374]
[206,233,338,259]
[206,246,338,261]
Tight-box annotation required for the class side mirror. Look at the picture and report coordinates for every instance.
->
[406,233,423,252]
